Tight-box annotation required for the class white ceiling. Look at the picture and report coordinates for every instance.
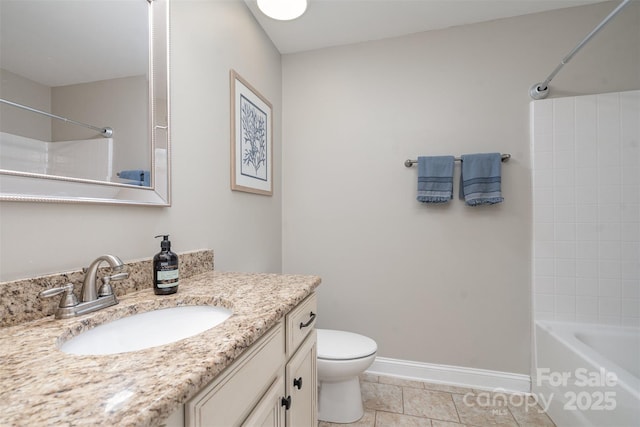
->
[0,0,605,88]
[0,0,148,87]
[245,0,605,54]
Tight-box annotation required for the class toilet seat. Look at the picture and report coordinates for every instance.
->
[317,329,377,360]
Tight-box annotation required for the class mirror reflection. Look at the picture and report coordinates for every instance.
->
[0,0,151,186]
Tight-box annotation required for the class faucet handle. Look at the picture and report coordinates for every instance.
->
[106,272,129,281]
[39,283,79,308]
[98,272,129,297]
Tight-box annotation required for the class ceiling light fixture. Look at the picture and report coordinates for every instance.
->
[257,0,307,21]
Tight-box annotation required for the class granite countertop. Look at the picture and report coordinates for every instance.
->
[0,271,321,426]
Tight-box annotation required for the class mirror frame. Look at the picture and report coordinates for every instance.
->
[0,0,171,206]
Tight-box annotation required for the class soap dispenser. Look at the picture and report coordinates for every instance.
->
[153,235,179,295]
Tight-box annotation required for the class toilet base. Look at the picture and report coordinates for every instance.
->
[318,377,364,423]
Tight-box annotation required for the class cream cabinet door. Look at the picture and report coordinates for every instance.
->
[242,376,285,427]
[185,323,285,427]
[285,330,317,427]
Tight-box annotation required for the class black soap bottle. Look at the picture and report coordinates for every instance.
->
[153,234,179,295]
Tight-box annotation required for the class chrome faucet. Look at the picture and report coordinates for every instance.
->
[39,254,129,319]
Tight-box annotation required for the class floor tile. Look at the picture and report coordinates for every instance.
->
[431,421,468,427]
[452,393,518,426]
[375,411,432,426]
[403,387,459,422]
[362,381,404,413]
[361,372,379,383]
[318,409,376,427]
[318,376,556,427]
[507,396,556,427]
[422,382,474,394]
[378,375,427,389]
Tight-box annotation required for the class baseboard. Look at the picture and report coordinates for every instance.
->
[366,356,531,394]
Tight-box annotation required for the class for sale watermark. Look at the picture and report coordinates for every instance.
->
[461,367,619,415]
[535,367,618,412]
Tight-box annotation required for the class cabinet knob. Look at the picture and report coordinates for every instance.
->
[293,377,303,390]
[281,395,292,410]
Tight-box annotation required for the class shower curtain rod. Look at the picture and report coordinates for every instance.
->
[0,98,113,138]
[529,0,631,100]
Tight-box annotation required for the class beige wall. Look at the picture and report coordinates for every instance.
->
[0,68,51,141]
[0,0,282,281]
[281,1,639,374]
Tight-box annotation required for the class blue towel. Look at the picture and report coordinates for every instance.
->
[118,169,144,180]
[118,170,150,187]
[459,153,504,206]
[416,156,455,203]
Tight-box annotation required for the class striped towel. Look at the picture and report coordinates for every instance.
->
[417,156,455,203]
[459,153,504,206]
[118,170,151,187]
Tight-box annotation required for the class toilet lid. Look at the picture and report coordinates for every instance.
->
[317,329,377,360]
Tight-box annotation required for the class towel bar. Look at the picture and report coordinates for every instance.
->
[404,153,511,168]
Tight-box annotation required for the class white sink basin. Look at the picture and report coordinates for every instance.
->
[60,305,233,355]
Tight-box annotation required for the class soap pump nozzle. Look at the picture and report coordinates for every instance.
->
[155,234,171,250]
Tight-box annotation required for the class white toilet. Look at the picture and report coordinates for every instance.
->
[317,329,377,423]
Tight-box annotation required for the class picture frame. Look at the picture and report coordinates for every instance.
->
[230,70,273,196]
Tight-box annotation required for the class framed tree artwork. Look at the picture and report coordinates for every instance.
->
[230,70,273,196]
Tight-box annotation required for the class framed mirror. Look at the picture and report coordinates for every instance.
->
[0,0,170,206]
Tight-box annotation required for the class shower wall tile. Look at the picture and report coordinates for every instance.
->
[622,280,639,299]
[622,299,640,318]
[532,90,640,325]
[535,151,554,170]
[576,278,598,296]
[556,277,575,295]
[599,298,621,317]
[576,296,598,316]
[536,294,555,312]
[555,294,576,313]
[623,223,640,241]
[622,242,639,261]
[598,279,621,298]
[555,241,575,258]
[555,223,576,241]
[552,98,575,133]
[622,262,639,280]
[576,241,598,259]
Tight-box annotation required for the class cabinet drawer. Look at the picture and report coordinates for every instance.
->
[286,293,317,357]
[185,322,285,427]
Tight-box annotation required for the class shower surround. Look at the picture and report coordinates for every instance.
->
[531,89,640,426]
[532,90,639,326]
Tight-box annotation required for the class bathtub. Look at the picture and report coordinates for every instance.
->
[534,321,640,427]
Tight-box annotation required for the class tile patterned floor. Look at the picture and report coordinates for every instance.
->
[319,374,556,427]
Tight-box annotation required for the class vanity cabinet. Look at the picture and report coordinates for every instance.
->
[166,293,317,427]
